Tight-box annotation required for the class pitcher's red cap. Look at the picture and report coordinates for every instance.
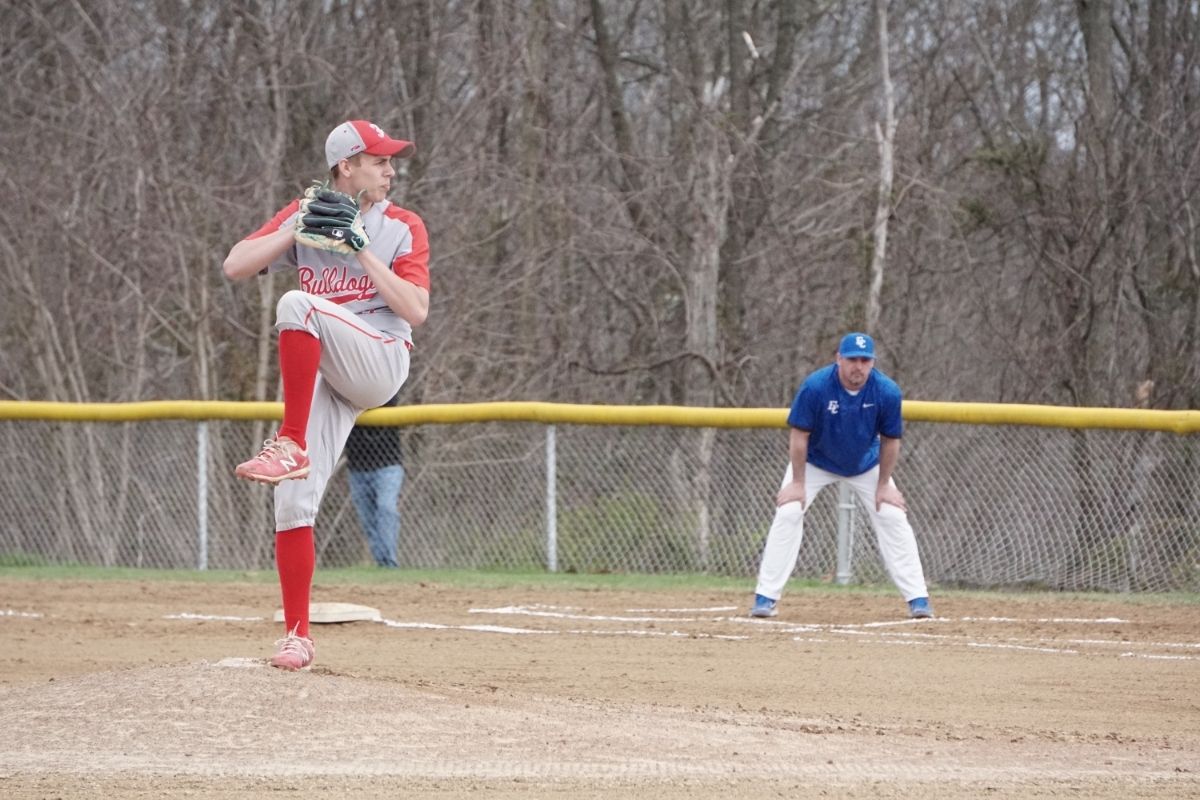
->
[325,120,415,168]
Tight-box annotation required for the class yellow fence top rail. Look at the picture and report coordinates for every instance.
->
[0,400,1197,433]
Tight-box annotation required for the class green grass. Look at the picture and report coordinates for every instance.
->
[0,563,1197,605]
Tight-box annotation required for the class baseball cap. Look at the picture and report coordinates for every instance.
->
[325,120,415,168]
[838,332,876,359]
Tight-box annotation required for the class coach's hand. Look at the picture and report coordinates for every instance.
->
[876,482,907,512]
[776,480,806,509]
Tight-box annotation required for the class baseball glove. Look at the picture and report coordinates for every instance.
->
[293,182,370,255]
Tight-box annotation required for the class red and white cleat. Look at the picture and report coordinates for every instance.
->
[235,437,310,484]
[269,626,315,671]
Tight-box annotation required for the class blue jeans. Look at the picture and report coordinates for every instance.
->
[347,464,405,567]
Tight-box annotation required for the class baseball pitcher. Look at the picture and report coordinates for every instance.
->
[222,119,429,669]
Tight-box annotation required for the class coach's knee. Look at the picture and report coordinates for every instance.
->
[875,502,908,523]
[774,501,806,526]
[872,503,915,541]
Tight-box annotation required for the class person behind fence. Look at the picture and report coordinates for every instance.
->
[344,391,406,568]
[750,332,933,620]
[221,119,430,671]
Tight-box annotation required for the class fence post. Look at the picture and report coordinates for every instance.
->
[835,482,853,585]
[197,421,208,571]
[546,424,557,572]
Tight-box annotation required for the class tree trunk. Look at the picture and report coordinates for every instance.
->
[866,0,896,334]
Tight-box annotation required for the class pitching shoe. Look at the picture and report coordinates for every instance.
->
[269,626,315,671]
[908,596,933,619]
[235,437,310,484]
[750,593,778,618]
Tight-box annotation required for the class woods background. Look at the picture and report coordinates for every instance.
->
[2,0,1198,413]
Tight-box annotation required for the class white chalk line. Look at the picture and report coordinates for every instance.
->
[381,620,552,635]
[465,605,1200,660]
[793,625,1197,660]
[381,617,748,640]
[1119,652,1198,661]
[966,641,1079,654]
[960,616,1127,624]
[7,602,1188,661]
[468,606,707,623]
[452,606,1200,657]
[563,629,749,640]
[831,637,1068,652]
[1063,637,1200,649]
[167,606,1182,657]
[780,618,1199,659]
[164,612,266,622]
[626,606,740,612]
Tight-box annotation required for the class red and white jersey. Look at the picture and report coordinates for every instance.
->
[248,198,430,344]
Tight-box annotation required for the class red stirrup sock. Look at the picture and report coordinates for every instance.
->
[277,330,321,450]
[275,526,315,639]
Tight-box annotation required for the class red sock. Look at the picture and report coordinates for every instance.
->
[277,330,321,450]
[275,526,315,639]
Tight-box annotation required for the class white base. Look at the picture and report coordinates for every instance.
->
[213,657,264,669]
[273,602,382,624]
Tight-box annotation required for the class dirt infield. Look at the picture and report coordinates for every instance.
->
[1,578,1198,799]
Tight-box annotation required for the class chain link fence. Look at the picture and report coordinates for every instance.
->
[1,414,1197,592]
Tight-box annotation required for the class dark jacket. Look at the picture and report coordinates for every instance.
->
[344,393,403,472]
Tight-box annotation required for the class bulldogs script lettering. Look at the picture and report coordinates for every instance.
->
[297,266,376,302]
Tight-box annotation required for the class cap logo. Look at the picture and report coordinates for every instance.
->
[855,335,867,350]
[368,122,386,139]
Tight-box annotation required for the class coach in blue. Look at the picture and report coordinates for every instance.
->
[750,333,933,620]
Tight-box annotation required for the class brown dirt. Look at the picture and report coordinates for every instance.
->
[0,578,1198,799]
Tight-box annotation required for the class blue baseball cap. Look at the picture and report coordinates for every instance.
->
[838,332,876,359]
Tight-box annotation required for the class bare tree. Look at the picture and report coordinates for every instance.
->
[1,0,1198,443]
[866,0,897,334]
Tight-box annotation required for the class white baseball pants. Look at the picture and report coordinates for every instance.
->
[754,462,929,602]
[272,290,410,531]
